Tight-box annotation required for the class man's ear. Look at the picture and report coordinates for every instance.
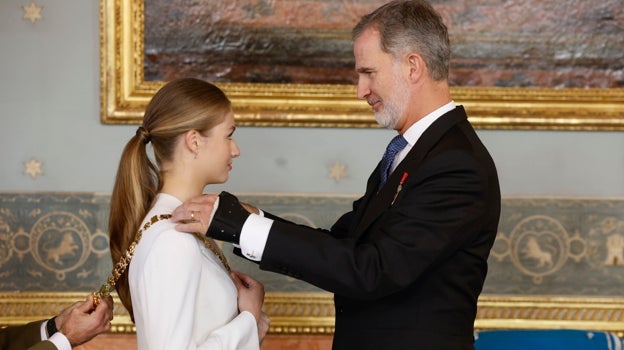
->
[406,53,426,82]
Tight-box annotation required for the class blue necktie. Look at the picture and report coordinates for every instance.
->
[378,134,407,189]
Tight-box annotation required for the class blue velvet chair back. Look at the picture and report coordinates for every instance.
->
[474,329,624,350]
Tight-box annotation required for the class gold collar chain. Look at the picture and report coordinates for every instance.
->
[92,214,230,306]
[191,232,231,273]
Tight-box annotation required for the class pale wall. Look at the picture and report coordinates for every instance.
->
[1,0,623,197]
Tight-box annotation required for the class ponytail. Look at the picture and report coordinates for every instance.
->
[108,131,158,320]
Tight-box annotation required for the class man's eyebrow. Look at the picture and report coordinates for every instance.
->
[356,67,374,73]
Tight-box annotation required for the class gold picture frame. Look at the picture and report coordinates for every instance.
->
[0,292,337,334]
[100,0,624,130]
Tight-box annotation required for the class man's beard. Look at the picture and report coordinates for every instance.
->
[374,74,409,130]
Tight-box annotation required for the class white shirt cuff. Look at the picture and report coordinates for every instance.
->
[41,320,71,350]
[49,332,72,350]
[239,213,273,261]
[39,321,46,339]
[208,196,219,225]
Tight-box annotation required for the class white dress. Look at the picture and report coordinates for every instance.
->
[129,193,259,350]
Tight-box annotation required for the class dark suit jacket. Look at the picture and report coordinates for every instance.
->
[258,106,500,349]
[0,320,57,350]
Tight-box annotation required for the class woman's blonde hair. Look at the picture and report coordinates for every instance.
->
[108,78,231,320]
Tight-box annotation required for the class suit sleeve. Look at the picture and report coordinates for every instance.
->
[27,341,58,350]
[0,320,57,350]
[260,149,493,300]
[265,196,361,239]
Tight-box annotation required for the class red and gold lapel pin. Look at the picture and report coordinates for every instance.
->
[391,172,409,205]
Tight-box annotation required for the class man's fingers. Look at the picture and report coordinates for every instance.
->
[172,204,214,223]
[171,205,197,222]
[87,295,114,326]
[76,297,94,313]
[98,296,115,321]
[175,221,206,234]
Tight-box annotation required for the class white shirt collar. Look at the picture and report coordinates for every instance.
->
[402,100,456,146]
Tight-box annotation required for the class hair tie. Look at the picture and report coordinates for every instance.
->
[136,126,151,144]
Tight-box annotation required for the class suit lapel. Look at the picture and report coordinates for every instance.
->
[347,161,383,233]
[352,106,468,236]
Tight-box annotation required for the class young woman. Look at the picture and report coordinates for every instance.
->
[108,78,269,349]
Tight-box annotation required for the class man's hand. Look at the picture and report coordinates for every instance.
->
[56,294,113,346]
[171,194,219,234]
[174,191,252,244]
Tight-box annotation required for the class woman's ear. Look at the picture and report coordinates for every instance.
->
[184,130,200,154]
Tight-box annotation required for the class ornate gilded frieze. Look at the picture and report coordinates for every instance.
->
[3,192,624,334]
[0,193,111,292]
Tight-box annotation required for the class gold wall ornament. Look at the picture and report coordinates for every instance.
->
[3,292,624,336]
[23,157,43,179]
[328,162,348,182]
[0,292,133,332]
[29,212,91,280]
[476,295,624,336]
[100,0,624,130]
[5,193,624,335]
[22,2,43,24]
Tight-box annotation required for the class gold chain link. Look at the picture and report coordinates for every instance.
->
[92,213,230,306]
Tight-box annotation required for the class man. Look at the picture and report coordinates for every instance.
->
[0,295,113,350]
[174,1,501,349]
